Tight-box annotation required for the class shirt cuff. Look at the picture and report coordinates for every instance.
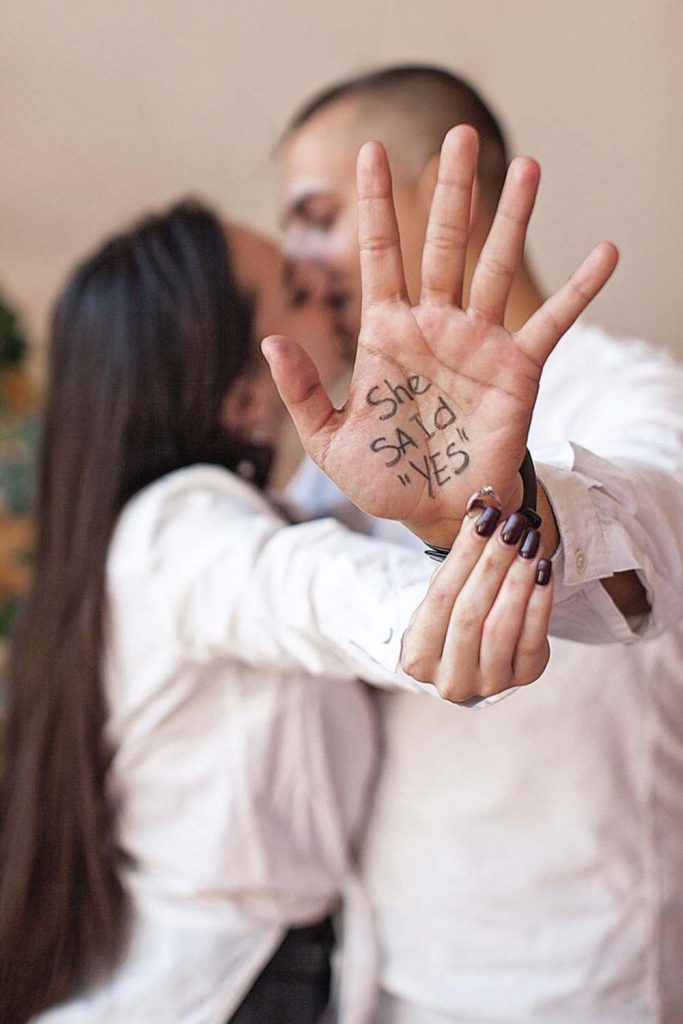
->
[537,446,613,586]
[535,445,641,643]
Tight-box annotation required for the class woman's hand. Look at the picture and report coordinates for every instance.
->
[400,509,554,704]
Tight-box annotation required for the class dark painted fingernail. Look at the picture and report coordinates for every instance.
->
[536,559,552,586]
[501,513,527,545]
[520,528,540,559]
[475,506,501,537]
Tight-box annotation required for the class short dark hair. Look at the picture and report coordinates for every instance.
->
[282,64,510,201]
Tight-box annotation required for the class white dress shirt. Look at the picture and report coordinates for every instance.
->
[35,465,445,1024]
[289,321,683,1023]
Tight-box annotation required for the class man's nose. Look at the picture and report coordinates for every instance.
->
[283,259,335,307]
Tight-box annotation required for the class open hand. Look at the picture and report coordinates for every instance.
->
[263,126,618,547]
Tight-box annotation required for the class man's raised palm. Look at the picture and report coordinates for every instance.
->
[264,127,617,546]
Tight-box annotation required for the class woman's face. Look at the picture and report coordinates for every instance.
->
[222,223,345,449]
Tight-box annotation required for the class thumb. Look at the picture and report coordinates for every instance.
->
[261,335,336,449]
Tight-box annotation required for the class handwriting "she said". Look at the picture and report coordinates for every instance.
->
[366,374,433,420]
[366,373,471,498]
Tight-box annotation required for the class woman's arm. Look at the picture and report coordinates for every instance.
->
[116,468,551,704]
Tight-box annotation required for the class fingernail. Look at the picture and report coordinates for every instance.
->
[475,507,501,537]
[536,559,552,586]
[520,528,540,559]
[501,513,527,545]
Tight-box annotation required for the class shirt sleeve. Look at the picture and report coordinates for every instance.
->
[530,325,683,644]
[137,473,436,693]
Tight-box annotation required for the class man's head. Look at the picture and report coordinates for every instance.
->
[278,65,510,348]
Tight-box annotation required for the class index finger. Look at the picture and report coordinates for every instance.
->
[401,507,502,676]
[357,141,409,309]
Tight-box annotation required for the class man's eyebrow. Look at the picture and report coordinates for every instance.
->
[279,191,320,230]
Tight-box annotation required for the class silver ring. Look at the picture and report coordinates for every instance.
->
[465,486,502,518]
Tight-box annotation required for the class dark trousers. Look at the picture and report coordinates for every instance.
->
[228,917,334,1024]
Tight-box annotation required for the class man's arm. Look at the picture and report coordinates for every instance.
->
[536,484,649,619]
[268,128,676,643]
[526,325,683,642]
[601,570,649,618]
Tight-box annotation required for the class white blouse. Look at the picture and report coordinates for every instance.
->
[34,464,438,1024]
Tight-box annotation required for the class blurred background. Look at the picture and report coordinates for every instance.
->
[2,0,683,350]
[1,0,682,655]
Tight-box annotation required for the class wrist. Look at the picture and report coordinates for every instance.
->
[406,515,463,550]
[408,474,525,550]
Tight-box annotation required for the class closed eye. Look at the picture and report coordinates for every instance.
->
[283,193,338,233]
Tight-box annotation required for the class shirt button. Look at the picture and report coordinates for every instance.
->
[575,550,586,573]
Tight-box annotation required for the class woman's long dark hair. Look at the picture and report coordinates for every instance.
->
[0,200,272,1022]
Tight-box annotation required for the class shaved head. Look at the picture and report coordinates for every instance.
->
[278,65,516,355]
[281,64,509,207]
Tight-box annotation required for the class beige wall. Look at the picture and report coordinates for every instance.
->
[2,0,682,354]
